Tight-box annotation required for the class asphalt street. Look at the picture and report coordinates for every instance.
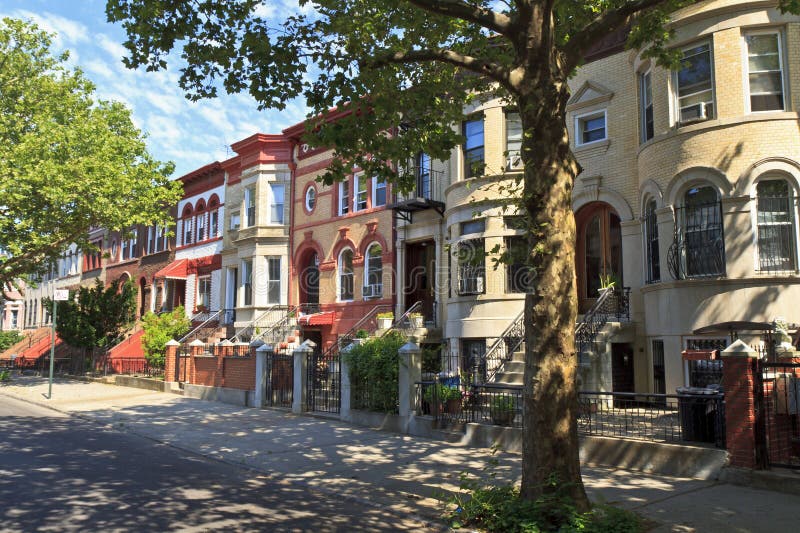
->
[0,395,433,532]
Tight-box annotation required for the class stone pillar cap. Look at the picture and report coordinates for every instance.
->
[256,343,274,353]
[165,339,181,347]
[188,339,205,347]
[721,339,757,357]
[250,339,265,348]
[399,340,421,353]
[218,339,234,346]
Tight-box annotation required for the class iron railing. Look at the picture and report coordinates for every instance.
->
[668,202,726,279]
[578,391,725,448]
[178,309,222,344]
[575,286,631,358]
[396,166,445,203]
[254,304,318,348]
[759,361,800,468]
[229,305,287,343]
[265,350,293,408]
[415,381,523,429]
[756,195,798,273]
[220,308,236,325]
[106,357,164,377]
[380,301,422,338]
[478,311,524,385]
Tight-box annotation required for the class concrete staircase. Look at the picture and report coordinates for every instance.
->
[491,347,525,386]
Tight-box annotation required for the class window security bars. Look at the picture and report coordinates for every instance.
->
[668,202,725,279]
[265,350,293,408]
[756,192,797,272]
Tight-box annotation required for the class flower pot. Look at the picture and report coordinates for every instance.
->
[410,316,424,329]
[377,317,393,329]
[492,410,515,426]
[445,398,462,414]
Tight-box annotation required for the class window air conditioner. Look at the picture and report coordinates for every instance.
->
[680,102,708,124]
[506,153,523,169]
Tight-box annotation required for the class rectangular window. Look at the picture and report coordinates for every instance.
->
[457,238,485,295]
[197,277,211,310]
[575,110,606,145]
[355,173,368,211]
[270,184,285,224]
[147,226,155,254]
[230,211,240,231]
[197,213,206,241]
[644,200,661,283]
[210,210,219,237]
[10,310,18,329]
[505,110,523,168]
[245,186,256,227]
[463,115,485,179]
[339,180,350,215]
[242,259,253,306]
[676,43,714,123]
[267,256,281,304]
[156,225,166,252]
[639,70,654,143]
[372,176,386,207]
[184,218,193,245]
[652,340,666,396]
[756,179,797,271]
[460,218,485,236]
[505,236,531,293]
[745,32,785,112]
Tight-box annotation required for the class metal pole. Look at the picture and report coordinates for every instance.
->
[48,298,57,399]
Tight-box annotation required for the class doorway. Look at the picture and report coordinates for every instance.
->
[611,343,635,394]
[576,202,623,313]
[405,240,436,323]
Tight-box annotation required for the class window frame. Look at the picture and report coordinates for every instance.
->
[743,30,786,113]
[305,184,317,213]
[266,256,282,304]
[463,114,485,179]
[457,238,486,296]
[363,243,383,299]
[372,175,387,207]
[639,69,654,143]
[270,183,285,224]
[574,109,607,147]
[505,109,523,168]
[752,177,798,273]
[354,172,368,212]
[338,248,355,302]
[644,198,661,283]
[244,185,256,227]
[197,276,212,310]
[673,41,715,124]
[229,211,241,231]
[339,179,350,216]
[241,259,253,306]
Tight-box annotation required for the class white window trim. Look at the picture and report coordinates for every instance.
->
[573,109,608,147]
[371,176,386,207]
[197,275,211,309]
[363,243,383,299]
[338,180,350,216]
[639,68,654,144]
[337,248,355,302]
[305,185,317,212]
[672,40,715,126]
[749,176,800,273]
[743,30,787,114]
[354,172,368,212]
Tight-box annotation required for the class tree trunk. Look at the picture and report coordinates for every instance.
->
[518,90,590,511]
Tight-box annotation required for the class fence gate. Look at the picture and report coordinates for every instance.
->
[306,348,340,413]
[759,361,800,469]
[266,351,293,408]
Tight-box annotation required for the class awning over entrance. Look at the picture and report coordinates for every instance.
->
[153,259,189,280]
[297,311,335,326]
[693,321,775,336]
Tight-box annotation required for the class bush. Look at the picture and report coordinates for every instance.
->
[446,473,642,533]
[344,331,406,412]
[141,306,190,367]
[0,370,10,382]
[422,345,442,374]
[0,331,23,351]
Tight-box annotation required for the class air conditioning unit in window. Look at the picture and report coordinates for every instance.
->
[680,102,708,125]
[506,153,523,170]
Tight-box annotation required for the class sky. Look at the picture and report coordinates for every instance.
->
[1,0,311,177]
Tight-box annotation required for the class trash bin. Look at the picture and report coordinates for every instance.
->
[676,386,723,443]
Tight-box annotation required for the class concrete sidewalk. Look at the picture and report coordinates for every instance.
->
[2,376,799,532]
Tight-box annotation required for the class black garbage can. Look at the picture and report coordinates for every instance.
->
[676,386,722,443]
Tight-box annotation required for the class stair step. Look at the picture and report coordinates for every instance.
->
[494,372,524,385]
[503,361,525,373]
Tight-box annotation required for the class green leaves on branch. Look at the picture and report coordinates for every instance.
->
[141,307,190,367]
[0,18,182,285]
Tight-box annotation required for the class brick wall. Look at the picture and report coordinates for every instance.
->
[165,343,255,391]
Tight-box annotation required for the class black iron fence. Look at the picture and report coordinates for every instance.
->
[414,385,726,448]
[306,349,340,414]
[759,361,800,468]
[266,351,293,408]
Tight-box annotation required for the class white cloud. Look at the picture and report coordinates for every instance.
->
[8,9,88,48]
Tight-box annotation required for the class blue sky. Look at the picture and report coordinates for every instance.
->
[1,0,310,177]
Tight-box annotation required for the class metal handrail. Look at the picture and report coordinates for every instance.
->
[575,286,618,355]
[230,305,284,343]
[380,301,422,338]
[480,310,525,385]
[320,303,393,361]
[254,303,319,346]
[178,309,222,344]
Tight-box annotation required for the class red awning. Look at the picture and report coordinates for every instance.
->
[297,311,335,326]
[153,259,189,280]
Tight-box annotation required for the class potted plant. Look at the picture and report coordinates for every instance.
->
[376,312,394,329]
[422,382,445,415]
[443,385,462,414]
[490,394,516,426]
[409,312,424,329]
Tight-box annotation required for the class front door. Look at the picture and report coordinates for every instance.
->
[611,343,635,394]
[576,202,623,313]
[405,241,436,323]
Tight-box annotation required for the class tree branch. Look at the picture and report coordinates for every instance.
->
[405,0,513,36]
[363,47,513,92]
[563,0,672,70]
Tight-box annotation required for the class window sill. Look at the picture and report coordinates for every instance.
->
[574,139,610,153]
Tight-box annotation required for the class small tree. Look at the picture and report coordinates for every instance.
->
[48,279,137,369]
[141,306,190,367]
[0,330,23,352]
[344,331,406,413]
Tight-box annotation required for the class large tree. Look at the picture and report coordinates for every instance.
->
[106,0,800,509]
[0,18,182,286]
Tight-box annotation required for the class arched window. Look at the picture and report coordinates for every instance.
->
[208,196,220,238]
[644,199,660,283]
[364,244,383,299]
[338,249,354,301]
[756,178,797,272]
[196,200,206,242]
[669,185,724,279]
[182,206,193,246]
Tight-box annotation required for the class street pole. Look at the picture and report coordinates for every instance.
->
[48,289,69,399]
[48,298,56,399]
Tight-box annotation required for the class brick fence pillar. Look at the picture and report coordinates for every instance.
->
[722,339,761,469]
[164,340,180,383]
[188,339,204,385]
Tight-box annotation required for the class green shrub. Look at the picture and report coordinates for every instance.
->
[344,331,406,412]
[355,329,369,339]
[421,345,441,374]
[141,306,190,367]
[0,331,23,351]
[0,370,10,382]
[446,473,642,533]
[423,382,461,404]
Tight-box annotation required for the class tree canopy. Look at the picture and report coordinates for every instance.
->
[0,18,182,286]
[106,0,800,513]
